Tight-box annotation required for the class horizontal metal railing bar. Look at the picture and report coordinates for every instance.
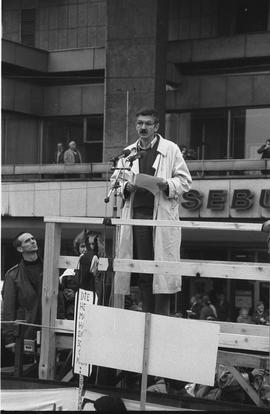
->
[2,159,269,175]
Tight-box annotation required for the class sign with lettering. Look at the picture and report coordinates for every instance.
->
[180,179,270,218]
[73,289,97,376]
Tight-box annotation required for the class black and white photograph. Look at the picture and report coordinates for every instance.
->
[1,0,270,411]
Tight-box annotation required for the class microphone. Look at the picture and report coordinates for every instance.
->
[127,150,146,163]
[110,148,131,163]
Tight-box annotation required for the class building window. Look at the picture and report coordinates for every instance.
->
[218,0,268,36]
[165,107,270,160]
[235,0,268,34]
[21,9,36,47]
[43,116,103,164]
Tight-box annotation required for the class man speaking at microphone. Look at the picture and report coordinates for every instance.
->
[110,107,192,315]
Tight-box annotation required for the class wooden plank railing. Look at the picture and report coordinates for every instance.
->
[39,216,270,408]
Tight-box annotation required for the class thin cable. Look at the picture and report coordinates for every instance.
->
[1,320,73,333]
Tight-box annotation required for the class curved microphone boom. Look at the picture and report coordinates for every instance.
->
[110,148,131,163]
[127,150,146,163]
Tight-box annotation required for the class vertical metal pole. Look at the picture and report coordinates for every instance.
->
[39,120,44,165]
[227,109,231,160]
[126,91,129,145]
[140,312,151,411]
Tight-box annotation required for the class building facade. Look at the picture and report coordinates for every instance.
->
[2,0,270,319]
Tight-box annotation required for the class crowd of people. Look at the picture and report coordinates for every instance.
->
[187,292,270,325]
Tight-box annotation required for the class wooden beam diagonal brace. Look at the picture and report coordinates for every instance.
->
[226,366,267,408]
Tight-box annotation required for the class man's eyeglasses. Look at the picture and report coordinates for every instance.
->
[136,121,156,127]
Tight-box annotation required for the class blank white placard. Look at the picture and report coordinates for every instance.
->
[80,305,145,373]
[77,304,219,386]
[148,314,220,385]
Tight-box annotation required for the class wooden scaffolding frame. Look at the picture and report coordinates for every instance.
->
[38,216,270,407]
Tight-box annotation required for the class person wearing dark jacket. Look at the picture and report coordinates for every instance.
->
[257,139,270,174]
[1,232,43,351]
[257,139,270,159]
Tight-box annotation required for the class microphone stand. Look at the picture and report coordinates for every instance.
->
[104,159,131,308]
[104,159,131,213]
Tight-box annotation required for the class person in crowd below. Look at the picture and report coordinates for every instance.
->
[1,233,43,360]
[58,268,79,320]
[63,140,82,164]
[110,107,192,315]
[215,292,230,322]
[252,301,270,325]
[257,139,270,174]
[187,293,202,319]
[199,295,217,321]
[236,307,252,324]
[180,145,188,160]
[73,231,88,256]
[92,395,127,412]
[186,147,197,160]
[75,229,108,305]
[55,142,65,164]
[180,146,196,161]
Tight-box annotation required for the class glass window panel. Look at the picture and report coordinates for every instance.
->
[43,117,84,163]
[86,116,103,142]
[190,110,227,160]
[230,109,245,159]
[235,0,268,34]
[21,9,35,47]
[244,108,270,158]
[84,142,102,162]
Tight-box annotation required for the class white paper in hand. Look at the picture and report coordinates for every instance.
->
[134,173,164,195]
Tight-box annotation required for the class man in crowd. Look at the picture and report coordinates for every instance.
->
[63,140,82,164]
[257,139,270,175]
[110,107,192,315]
[2,233,43,353]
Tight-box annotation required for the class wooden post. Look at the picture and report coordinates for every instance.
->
[140,313,151,411]
[39,222,61,380]
[14,323,25,377]
[113,224,125,309]
[77,374,84,410]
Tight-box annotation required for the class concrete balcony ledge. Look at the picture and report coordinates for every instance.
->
[1,160,269,179]
[1,163,110,176]
[168,32,270,64]
[48,47,105,72]
[2,39,105,73]
[2,39,48,72]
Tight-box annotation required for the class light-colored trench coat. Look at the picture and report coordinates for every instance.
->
[111,134,192,294]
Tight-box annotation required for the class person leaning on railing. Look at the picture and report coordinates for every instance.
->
[257,139,270,175]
